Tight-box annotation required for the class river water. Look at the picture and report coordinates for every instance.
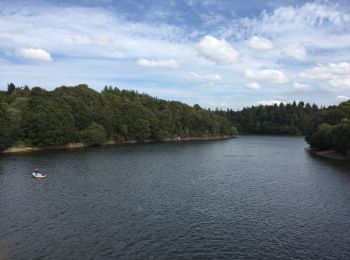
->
[1,136,350,259]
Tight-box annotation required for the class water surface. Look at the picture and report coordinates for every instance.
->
[1,136,350,259]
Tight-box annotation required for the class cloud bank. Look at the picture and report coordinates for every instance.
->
[0,1,349,108]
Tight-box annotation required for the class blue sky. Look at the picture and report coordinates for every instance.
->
[1,0,350,109]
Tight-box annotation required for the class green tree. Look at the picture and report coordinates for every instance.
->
[0,104,12,148]
[24,101,74,146]
[331,119,350,153]
[306,123,333,150]
[132,119,151,140]
[7,83,16,95]
[80,122,107,145]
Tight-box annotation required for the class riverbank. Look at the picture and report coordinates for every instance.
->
[306,147,349,161]
[1,135,234,154]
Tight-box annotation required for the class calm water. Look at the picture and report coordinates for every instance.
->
[1,136,350,260]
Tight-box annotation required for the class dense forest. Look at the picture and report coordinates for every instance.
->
[216,100,350,155]
[1,83,349,155]
[0,83,237,149]
[216,102,321,135]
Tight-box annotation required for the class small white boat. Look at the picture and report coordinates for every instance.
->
[32,172,47,178]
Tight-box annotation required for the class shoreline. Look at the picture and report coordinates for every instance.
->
[305,147,349,161]
[1,135,234,154]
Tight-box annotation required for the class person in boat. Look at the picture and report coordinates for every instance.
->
[34,169,39,174]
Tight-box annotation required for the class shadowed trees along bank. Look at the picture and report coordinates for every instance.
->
[305,100,350,154]
[216,100,350,154]
[0,84,237,148]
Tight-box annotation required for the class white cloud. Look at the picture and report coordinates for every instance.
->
[190,72,222,81]
[246,82,261,91]
[257,100,283,105]
[0,6,193,61]
[1,2,350,108]
[299,62,350,89]
[16,48,52,61]
[328,78,350,89]
[282,45,306,60]
[196,35,239,64]
[138,58,178,68]
[236,3,350,41]
[247,36,273,50]
[294,82,309,92]
[245,68,289,83]
[337,95,349,100]
[218,2,350,62]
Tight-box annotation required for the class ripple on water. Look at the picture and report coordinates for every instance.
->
[1,136,350,259]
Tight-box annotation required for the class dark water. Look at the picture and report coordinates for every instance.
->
[1,136,350,260]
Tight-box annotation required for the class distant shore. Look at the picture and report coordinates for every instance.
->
[306,147,349,161]
[1,135,234,154]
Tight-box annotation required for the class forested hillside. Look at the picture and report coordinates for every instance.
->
[216,102,321,135]
[0,84,237,149]
[1,83,349,154]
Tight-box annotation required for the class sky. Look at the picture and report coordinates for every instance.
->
[1,0,350,109]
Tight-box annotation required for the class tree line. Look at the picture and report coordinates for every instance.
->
[215,101,321,135]
[0,83,237,149]
[216,100,350,155]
